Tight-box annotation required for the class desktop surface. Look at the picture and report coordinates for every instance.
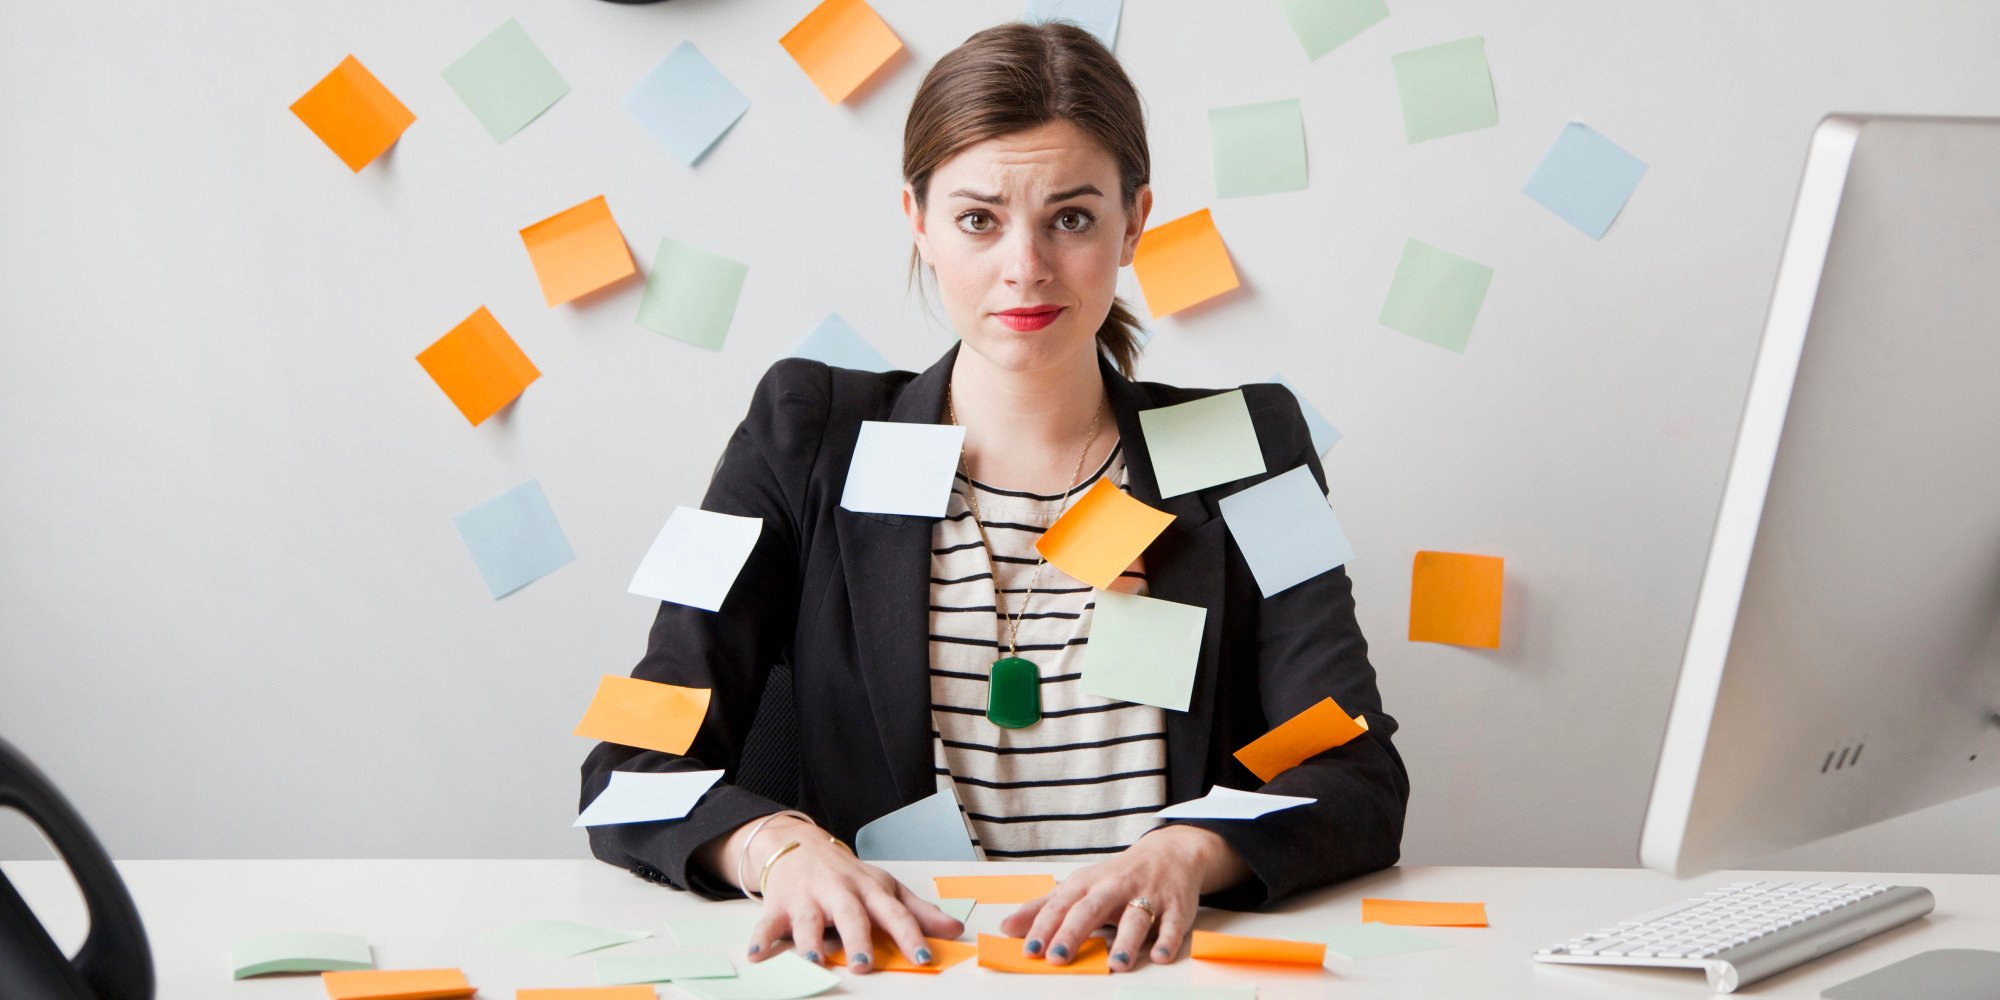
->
[7,859,1995,998]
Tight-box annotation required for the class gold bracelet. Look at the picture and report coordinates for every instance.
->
[827,834,853,855]
[757,839,804,896]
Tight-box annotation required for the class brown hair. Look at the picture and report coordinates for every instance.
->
[902,20,1150,378]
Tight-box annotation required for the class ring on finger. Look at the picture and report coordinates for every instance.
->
[1125,896,1156,924]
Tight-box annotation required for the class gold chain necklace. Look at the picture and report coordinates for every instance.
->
[946,388,1103,729]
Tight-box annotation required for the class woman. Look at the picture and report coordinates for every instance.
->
[581,20,1406,975]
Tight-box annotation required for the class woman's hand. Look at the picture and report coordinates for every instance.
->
[703,815,964,974]
[998,825,1249,972]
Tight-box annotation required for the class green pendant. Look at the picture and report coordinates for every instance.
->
[986,656,1042,729]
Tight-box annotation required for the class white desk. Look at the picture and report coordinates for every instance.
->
[8,860,1996,998]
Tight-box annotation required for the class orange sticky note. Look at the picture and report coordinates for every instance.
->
[780,0,904,104]
[321,968,474,1000]
[572,674,712,756]
[975,933,1110,974]
[932,873,1057,903]
[415,306,540,426]
[289,55,416,173]
[828,933,977,973]
[518,990,655,1000]
[1133,208,1241,318]
[519,195,639,306]
[1408,550,1503,647]
[1232,696,1369,782]
[1035,480,1174,589]
[1361,897,1489,927]
[1189,929,1327,966]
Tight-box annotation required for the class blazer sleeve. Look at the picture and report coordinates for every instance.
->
[579,359,831,899]
[1166,386,1411,911]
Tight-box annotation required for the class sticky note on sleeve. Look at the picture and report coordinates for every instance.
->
[1037,479,1173,589]
[1232,696,1369,782]
[627,506,762,612]
[572,675,712,756]
[289,55,415,173]
[1408,550,1503,647]
[780,0,904,104]
[416,306,540,426]
[1133,208,1240,318]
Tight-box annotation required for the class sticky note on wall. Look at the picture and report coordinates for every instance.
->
[1233,695,1369,782]
[289,55,415,173]
[441,18,570,143]
[1408,550,1503,647]
[520,195,639,307]
[416,306,540,426]
[1133,208,1241,318]
[1379,238,1492,353]
[1390,36,1497,143]
[780,0,904,104]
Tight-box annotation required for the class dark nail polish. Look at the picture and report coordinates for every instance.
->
[1114,950,1130,966]
[1156,946,1172,960]
[1051,943,1070,960]
[805,950,820,963]
[1025,939,1043,955]
[915,948,933,964]
[853,953,871,967]
[748,943,761,955]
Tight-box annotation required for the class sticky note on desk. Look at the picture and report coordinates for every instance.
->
[1024,0,1122,50]
[780,0,904,105]
[1210,99,1307,198]
[1276,0,1387,60]
[934,873,1057,903]
[1408,550,1503,647]
[1080,590,1206,712]
[1220,464,1354,597]
[855,787,978,861]
[416,307,539,427]
[977,933,1109,973]
[1137,389,1265,498]
[1233,696,1369,782]
[1522,122,1648,239]
[474,919,649,957]
[1390,36,1497,143]
[1379,238,1493,353]
[791,313,891,372]
[628,506,762,612]
[1038,480,1173,589]
[1153,785,1314,821]
[625,41,750,168]
[1189,929,1326,966]
[597,951,736,984]
[1361,898,1488,927]
[1133,208,1240,318]
[829,932,977,973]
[453,479,575,599]
[320,968,473,1000]
[232,932,372,978]
[1315,922,1448,959]
[520,988,656,1000]
[289,55,415,173]
[636,236,749,351]
[441,18,569,143]
[575,768,723,827]
[839,421,965,517]
[572,675,712,756]
[675,951,838,1000]
[520,195,639,307]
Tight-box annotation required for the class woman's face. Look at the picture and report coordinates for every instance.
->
[903,119,1151,376]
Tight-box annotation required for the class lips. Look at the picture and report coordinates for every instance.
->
[994,306,1064,331]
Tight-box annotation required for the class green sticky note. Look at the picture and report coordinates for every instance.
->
[637,236,749,350]
[675,951,838,1000]
[1117,987,1258,1000]
[1379,237,1493,352]
[1316,922,1449,959]
[667,916,760,948]
[474,919,650,957]
[231,932,373,979]
[1209,99,1307,198]
[1136,389,1266,498]
[1080,590,1207,712]
[932,897,976,921]
[1391,36,1497,143]
[442,18,570,142]
[1275,0,1388,60]
[598,951,738,985]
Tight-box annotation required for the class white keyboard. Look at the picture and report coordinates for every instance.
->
[1533,880,1935,992]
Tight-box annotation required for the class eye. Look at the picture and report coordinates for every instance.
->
[955,211,995,234]
[1053,209,1096,233]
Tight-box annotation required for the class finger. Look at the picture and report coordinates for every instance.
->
[747,909,788,963]
[791,903,828,965]
[1024,886,1082,958]
[1150,899,1191,964]
[998,894,1049,939]
[827,894,877,974]
[894,882,965,940]
[863,886,934,967]
[1108,899,1155,971]
[1045,886,1122,967]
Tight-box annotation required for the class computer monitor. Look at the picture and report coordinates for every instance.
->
[1641,114,2000,878]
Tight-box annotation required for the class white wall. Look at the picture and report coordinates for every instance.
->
[2,0,1997,872]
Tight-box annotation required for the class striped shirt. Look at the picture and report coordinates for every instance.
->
[926,441,1169,861]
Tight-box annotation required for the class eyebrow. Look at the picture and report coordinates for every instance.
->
[946,184,1104,206]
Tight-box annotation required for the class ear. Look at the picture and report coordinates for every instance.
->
[1118,183,1153,268]
[901,183,929,264]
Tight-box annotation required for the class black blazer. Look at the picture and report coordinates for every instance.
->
[581,344,1408,910]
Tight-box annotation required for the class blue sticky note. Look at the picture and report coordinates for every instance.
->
[453,479,576,599]
[1024,0,1122,50]
[1270,374,1342,457]
[855,787,978,861]
[624,41,750,168]
[791,313,892,372]
[1218,465,1354,597]
[1522,122,1648,239]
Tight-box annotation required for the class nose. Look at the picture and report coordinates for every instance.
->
[998,227,1053,289]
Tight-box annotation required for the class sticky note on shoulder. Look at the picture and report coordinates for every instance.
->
[780,0,904,104]
[1409,550,1502,647]
[840,421,965,516]
[1233,696,1369,782]
[289,55,415,173]
[1219,464,1355,597]
[1133,208,1240,318]
[1137,390,1265,498]
[416,306,539,426]
[572,674,712,755]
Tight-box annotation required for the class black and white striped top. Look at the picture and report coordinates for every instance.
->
[926,441,1169,861]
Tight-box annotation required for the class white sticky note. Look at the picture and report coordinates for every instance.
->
[1219,465,1355,597]
[628,506,763,612]
[575,769,725,827]
[839,421,965,517]
[855,787,978,861]
[1154,785,1315,821]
